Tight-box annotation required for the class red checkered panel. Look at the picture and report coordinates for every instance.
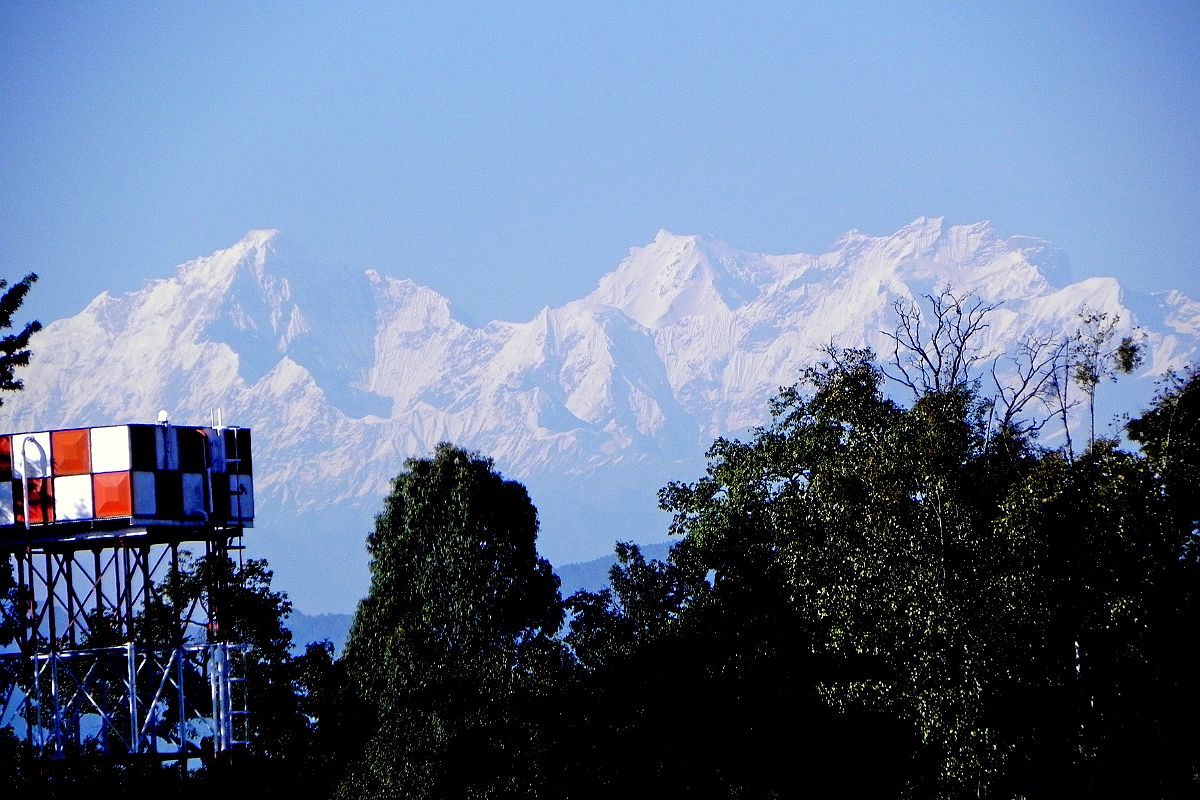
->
[51,429,90,475]
[93,471,132,518]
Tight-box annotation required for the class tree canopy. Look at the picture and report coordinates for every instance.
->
[0,273,40,404]
[0,273,38,648]
[641,347,1200,797]
[322,320,1198,797]
[4,286,1197,798]
[337,443,565,800]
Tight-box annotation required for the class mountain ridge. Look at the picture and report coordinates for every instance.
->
[4,219,1196,612]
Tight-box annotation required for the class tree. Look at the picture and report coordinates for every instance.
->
[989,330,1071,440]
[160,554,310,764]
[0,274,38,790]
[560,533,910,799]
[127,553,319,797]
[882,287,998,398]
[660,350,1017,795]
[1070,309,1144,449]
[0,272,38,648]
[0,273,40,404]
[1127,364,1200,535]
[336,444,565,800]
[651,343,1199,797]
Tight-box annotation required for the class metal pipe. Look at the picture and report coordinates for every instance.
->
[65,557,76,649]
[49,652,62,756]
[122,545,134,642]
[93,548,103,622]
[31,652,43,752]
[126,642,138,753]
[16,551,27,652]
[44,552,56,652]
[140,546,151,644]
[176,646,187,757]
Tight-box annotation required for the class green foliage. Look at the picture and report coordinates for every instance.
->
[1070,310,1145,449]
[336,443,565,800]
[0,273,37,648]
[150,553,324,796]
[0,272,40,402]
[560,538,909,798]
[3,277,1194,798]
[1127,364,1200,535]
[646,349,1199,798]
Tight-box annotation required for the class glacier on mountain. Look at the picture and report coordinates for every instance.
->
[2,218,1195,612]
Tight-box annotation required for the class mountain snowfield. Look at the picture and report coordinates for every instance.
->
[4,218,1197,612]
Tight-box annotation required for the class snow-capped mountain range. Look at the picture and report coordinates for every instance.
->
[4,218,1197,612]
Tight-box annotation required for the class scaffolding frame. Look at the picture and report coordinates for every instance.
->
[0,530,250,762]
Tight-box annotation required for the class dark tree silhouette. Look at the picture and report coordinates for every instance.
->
[336,444,565,800]
[0,273,41,403]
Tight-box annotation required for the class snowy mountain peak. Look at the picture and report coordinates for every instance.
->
[894,214,947,242]
[1160,290,1200,336]
[590,230,767,328]
[3,221,1196,612]
[243,228,281,246]
[177,228,280,293]
[366,270,455,330]
[805,218,1058,304]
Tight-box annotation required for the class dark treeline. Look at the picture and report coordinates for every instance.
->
[2,291,1199,798]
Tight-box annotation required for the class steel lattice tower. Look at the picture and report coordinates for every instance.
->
[0,421,256,764]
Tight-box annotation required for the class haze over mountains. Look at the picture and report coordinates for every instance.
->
[5,218,1197,612]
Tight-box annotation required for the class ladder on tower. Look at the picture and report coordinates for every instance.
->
[210,643,251,751]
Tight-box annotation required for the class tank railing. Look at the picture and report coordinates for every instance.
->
[20,435,47,532]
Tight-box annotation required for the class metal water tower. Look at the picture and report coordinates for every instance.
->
[0,420,256,762]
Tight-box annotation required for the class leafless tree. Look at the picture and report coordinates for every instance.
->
[880,291,1148,458]
[881,288,999,397]
[989,332,1072,437]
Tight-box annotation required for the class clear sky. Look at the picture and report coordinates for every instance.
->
[2,2,1197,328]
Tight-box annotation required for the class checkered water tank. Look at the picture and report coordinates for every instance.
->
[0,423,254,540]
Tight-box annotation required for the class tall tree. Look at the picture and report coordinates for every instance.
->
[0,274,38,790]
[0,272,38,650]
[1127,364,1200,534]
[654,346,1199,797]
[337,444,564,800]
[0,273,40,404]
[661,350,1016,795]
[1070,309,1144,449]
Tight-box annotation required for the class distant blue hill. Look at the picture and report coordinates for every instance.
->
[288,611,355,656]
[552,540,674,597]
[288,540,676,655]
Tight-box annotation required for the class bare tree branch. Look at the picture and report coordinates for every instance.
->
[881,287,999,398]
[991,333,1071,435]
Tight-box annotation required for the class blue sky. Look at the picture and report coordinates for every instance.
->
[2,2,1197,328]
